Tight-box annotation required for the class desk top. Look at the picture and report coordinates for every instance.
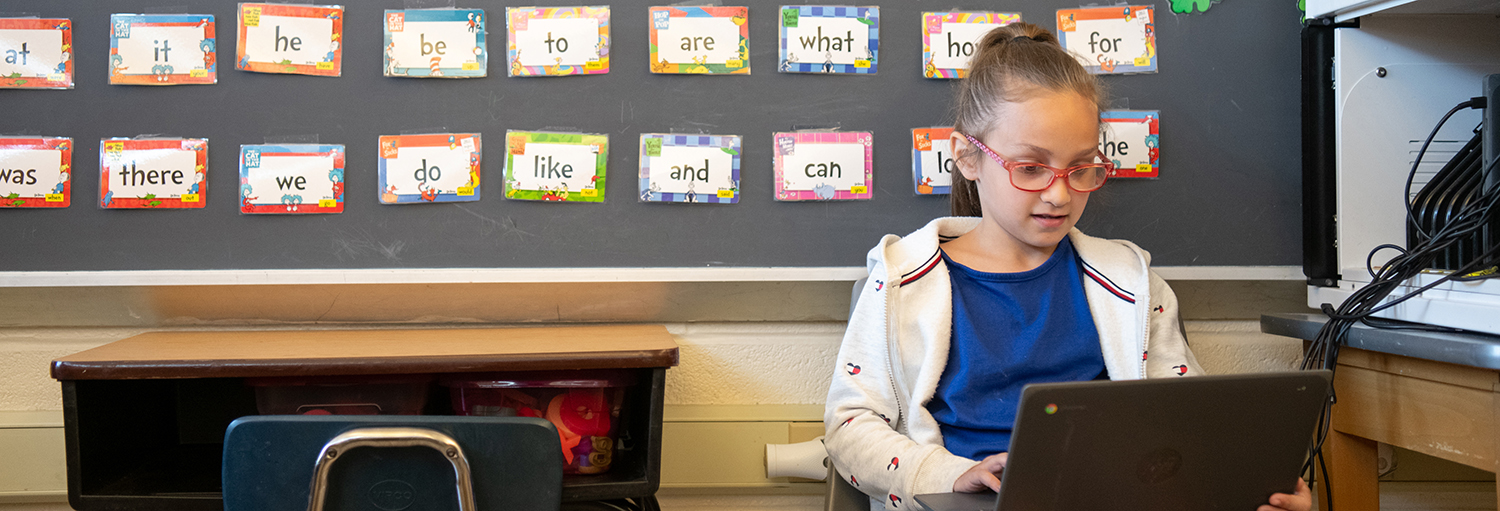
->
[51,324,679,380]
[1261,313,1500,370]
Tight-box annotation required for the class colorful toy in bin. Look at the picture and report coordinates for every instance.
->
[441,370,633,474]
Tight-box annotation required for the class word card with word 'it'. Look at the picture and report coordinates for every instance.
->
[384,9,486,78]
[109,14,216,85]
[1057,6,1155,75]
[921,11,1019,79]
[0,18,73,89]
[1101,110,1160,178]
[99,138,208,209]
[773,131,873,201]
[379,133,481,203]
[911,127,954,195]
[236,3,344,76]
[648,6,749,75]
[504,131,607,202]
[0,137,73,208]
[779,6,878,75]
[507,6,610,77]
[639,133,741,203]
[240,144,345,214]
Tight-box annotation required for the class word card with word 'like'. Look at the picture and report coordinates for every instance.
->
[504,131,607,202]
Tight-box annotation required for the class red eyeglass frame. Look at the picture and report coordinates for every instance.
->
[961,133,1113,193]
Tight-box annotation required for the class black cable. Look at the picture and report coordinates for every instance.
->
[1405,98,1484,239]
[1306,96,1494,511]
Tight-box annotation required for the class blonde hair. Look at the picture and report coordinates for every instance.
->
[950,22,1108,217]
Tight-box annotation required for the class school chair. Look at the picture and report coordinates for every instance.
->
[223,415,565,511]
[824,277,872,511]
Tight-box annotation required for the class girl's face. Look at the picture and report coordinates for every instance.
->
[953,89,1101,257]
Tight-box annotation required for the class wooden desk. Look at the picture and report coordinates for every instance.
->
[51,325,679,511]
[1261,314,1500,510]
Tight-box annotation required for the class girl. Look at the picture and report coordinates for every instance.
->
[822,23,1310,511]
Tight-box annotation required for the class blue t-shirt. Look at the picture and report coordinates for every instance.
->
[926,237,1107,460]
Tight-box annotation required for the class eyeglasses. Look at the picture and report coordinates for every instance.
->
[961,134,1112,193]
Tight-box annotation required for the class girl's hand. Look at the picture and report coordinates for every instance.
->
[952,453,1008,493]
[1258,478,1312,511]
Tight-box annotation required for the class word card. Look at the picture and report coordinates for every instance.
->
[1100,110,1160,178]
[921,11,1019,79]
[378,133,481,203]
[0,18,72,89]
[99,138,208,209]
[384,9,486,78]
[240,144,345,214]
[648,6,749,75]
[779,6,878,75]
[504,131,607,202]
[236,3,344,76]
[773,131,872,201]
[1056,6,1155,75]
[639,134,741,203]
[0,137,72,208]
[911,127,954,195]
[109,14,216,85]
[507,6,610,77]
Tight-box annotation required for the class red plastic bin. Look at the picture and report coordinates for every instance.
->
[440,370,634,475]
[245,374,433,415]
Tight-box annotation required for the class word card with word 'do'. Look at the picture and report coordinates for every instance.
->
[639,133,741,204]
[237,3,344,76]
[0,18,72,89]
[778,6,877,75]
[379,133,481,203]
[504,131,607,202]
[773,131,872,201]
[1100,110,1160,178]
[1057,6,1155,75]
[384,9,486,78]
[109,14,216,85]
[507,6,610,77]
[0,137,72,208]
[911,127,954,195]
[648,6,749,75]
[99,138,208,209]
[921,11,1019,79]
[240,144,345,214]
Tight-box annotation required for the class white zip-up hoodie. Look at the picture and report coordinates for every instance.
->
[824,217,1203,510]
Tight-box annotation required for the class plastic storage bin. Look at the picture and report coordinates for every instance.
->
[441,370,633,475]
[246,374,433,415]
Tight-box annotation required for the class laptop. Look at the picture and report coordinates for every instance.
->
[914,371,1330,511]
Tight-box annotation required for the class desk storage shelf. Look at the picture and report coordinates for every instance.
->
[50,325,679,511]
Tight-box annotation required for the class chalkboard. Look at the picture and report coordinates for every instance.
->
[0,0,1303,271]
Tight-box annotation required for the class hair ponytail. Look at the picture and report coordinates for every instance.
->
[949,22,1107,217]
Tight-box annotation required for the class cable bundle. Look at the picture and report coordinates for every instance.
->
[1302,96,1493,511]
